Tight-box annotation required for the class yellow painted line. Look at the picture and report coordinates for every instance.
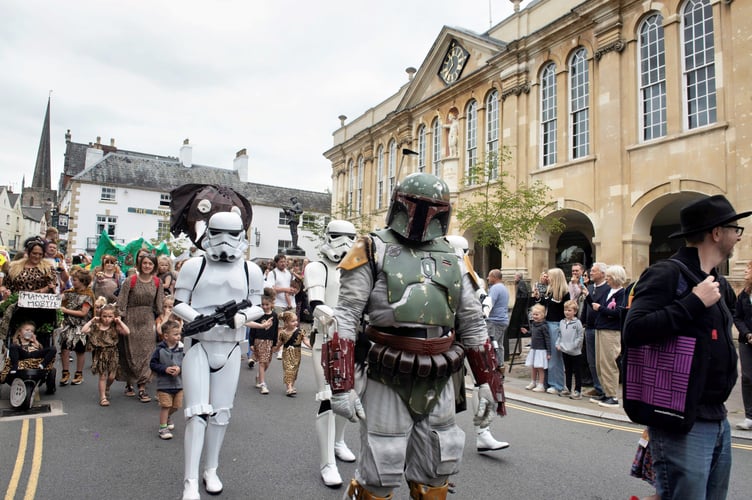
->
[505,401,752,451]
[5,419,29,500]
[24,418,43,500]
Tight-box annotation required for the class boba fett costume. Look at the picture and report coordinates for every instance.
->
[327,173,505,500]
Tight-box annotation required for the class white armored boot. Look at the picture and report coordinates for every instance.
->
[184,416,207,500]
[334,413,356,463]
[203,419,228,494]
[472,386,509,453]
[317,410,343,487]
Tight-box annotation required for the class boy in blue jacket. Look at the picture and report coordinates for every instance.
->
[150,320,184,440]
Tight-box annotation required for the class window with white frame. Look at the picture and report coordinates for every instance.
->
[357,156,364,215]
[347,159,354,217]
[569,48,590,158]
[639,13,667,141]
[159,193,171,207]
[540,63,557,167]
[302,213,318,227]
[277,240,292,255]
[376,145,385,210]
[432,118,442,177]
[96,215,117,237]
[465,100,478,184]
[486,90,499,179]
[388,140,397,194]
[278,210,290,225]
[100,186,116,202]
[682,0,716,129]
[417,125,426,173]
[156,219,170,241]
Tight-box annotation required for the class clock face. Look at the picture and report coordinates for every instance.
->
[439,42,469,85]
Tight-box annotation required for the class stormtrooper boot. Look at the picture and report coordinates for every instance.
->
[334,413,356,462]
[476,426,509,452]
[317,410,343,487]
[182,479,200,500]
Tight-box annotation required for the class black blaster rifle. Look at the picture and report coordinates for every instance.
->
[182,299,252,337]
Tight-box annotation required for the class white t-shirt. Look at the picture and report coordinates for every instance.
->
[265,268,295,309]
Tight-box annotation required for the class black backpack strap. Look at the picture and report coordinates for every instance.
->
[191,256,207,292]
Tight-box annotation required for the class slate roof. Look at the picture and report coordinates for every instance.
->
[7,192,20,207]
[74,153,331,214]
[22,206,46,223]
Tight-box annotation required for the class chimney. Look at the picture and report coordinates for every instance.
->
[180,138,192,168]
[85,140,104,168]
[234,148,249,182]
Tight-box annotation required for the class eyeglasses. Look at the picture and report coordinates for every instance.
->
[723,225,744,236]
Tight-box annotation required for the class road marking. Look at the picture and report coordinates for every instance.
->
[5,419,29,500]
[506,402,752,451]
[25,418,43,500]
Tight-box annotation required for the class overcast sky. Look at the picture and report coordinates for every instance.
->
[1,0,523,195]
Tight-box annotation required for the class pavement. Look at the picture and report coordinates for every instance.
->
[502,348,752,441]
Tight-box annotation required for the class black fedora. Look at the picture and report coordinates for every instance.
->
[669,195,752,238]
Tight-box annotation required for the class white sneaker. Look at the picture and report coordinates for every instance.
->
[334,441,356,462]
[546,387,558,394]
[525,381,536,390]
[182,479,200,500]
[277,351,283,360]
[532,384,545,393]
[260,383,269,395]
[736,418,752,430]
[476,427,510,452]
[202,468,223,494]
[320,463,343,488]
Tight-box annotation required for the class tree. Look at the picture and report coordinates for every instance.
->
[455,151,563,255]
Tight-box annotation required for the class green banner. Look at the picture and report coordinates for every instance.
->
[91,231,169,273]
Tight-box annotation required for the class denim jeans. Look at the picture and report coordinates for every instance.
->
[546,321,564,391]
[585,328,602,393]
[649,419,732,500]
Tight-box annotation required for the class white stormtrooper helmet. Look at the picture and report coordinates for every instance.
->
[320,219,356,262]
[445,234,469,256]
[201,211,248,263]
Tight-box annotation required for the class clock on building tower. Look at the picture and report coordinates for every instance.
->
[439,41,469,85]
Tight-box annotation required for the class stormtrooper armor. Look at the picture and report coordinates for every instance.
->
[303,220,357,487]
[173,211,264,500]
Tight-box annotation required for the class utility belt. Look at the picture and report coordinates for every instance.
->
[366,327,465,419]
[366,326,455,355]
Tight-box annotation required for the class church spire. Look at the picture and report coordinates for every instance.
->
[32,96,52,189]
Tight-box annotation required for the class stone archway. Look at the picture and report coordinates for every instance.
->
[542,209,595,276]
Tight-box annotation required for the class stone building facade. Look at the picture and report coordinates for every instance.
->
[324,0,750,283]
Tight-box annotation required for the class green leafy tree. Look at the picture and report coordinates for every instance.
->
[455,152,563,255]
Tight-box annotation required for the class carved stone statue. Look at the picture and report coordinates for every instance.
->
[445,113,459,157]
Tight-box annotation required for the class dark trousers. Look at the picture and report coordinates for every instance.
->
[740,343,752,419]
[562,352,583,392]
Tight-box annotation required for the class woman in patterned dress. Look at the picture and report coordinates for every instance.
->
[92,255,124,304]
[117,254,163,402]
[0,238,58,347]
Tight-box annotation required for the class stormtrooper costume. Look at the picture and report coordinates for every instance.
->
[327,173,505,500]
[445,235,509,454]
[303,220,358,487]
[173,211,264,500]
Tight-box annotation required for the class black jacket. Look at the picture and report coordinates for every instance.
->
[733,289,752,345]
[585,286,626,330]
[581,281,609,328]
[623,247,738,421]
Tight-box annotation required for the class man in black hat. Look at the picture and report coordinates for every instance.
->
[623,194,750,499]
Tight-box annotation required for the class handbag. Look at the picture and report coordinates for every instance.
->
[622,259,710,434]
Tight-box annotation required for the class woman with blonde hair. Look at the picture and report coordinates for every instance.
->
[733,261,752,430]
[533,267,570,394]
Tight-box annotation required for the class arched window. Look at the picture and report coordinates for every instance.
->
[540,63,557,167]
[388,139,397,195]
[376,145,384,210]
[357,155,364,215]
[417,125,426,173]
[639,13,667,141]
[465,100,478,184]
[682,0,716,129]
[432,118,442,177]
[347,159,354,216]
[569,48,589,158]
[486,90,499,179]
